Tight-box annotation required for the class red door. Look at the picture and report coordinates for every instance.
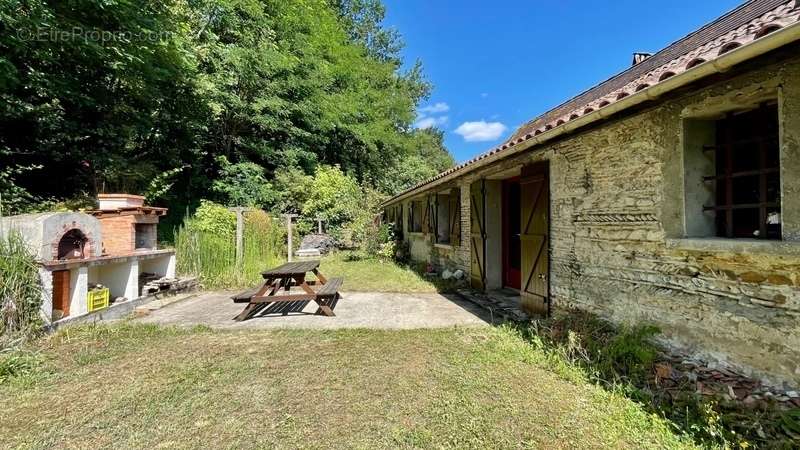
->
[503,179,521,290]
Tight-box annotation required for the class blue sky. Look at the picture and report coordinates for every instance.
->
[383,0,743,163]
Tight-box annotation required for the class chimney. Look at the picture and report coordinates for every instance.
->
[632,52,652,66]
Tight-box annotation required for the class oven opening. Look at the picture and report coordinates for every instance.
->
[135,224,156,250]
[58,229,88,260]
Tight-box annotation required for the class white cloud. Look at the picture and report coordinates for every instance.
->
[454,120,507,142]
[414,115,449,129]
[418,102,450,114]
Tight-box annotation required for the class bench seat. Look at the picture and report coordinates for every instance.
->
[232,287,261,303]
[316,277,343,298]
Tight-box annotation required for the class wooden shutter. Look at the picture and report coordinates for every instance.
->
[520,163,550,316]
[396,205,403,238]
[470,180,486,290]
[449,192,460,246]
[421,198,430,234]
[431,195,438,241]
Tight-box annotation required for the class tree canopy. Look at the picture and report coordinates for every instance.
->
[0,0,454,219]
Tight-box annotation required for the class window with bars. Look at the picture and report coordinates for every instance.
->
[703,103,781,239]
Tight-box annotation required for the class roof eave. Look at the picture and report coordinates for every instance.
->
[382,21,800,208]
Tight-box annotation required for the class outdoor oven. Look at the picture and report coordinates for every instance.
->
[0,212,102,262]
[0,195,176,323]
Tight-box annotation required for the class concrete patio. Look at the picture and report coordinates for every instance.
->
[134,290,493,329]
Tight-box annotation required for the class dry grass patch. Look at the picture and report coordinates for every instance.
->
[0,324,695,449]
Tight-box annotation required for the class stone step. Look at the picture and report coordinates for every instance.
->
[455,288,530,324]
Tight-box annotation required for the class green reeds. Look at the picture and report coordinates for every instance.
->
[0,231,43,344]
[175,209,285,289]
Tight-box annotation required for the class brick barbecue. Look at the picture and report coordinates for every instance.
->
[0,194,176,322]
[89,194,167,255]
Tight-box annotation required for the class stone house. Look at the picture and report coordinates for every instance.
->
[381,0,800,386]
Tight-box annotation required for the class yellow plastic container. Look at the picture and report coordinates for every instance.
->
[87,288,110,312]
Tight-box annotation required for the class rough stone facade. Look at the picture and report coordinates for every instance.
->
[386,49,800,387]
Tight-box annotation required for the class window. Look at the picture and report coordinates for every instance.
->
[393,204,403,239]
[702,103,781,239]
[434,191,460,245]
[408,200,423,232]
[436,194,450,244]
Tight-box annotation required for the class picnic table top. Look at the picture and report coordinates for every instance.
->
[261,260,320,277]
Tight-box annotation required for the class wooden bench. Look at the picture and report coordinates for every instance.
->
[315,277,343,298]
[313,277,343,316]
[232,287,261,303]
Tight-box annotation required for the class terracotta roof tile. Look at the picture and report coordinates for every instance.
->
[511,0,797,140]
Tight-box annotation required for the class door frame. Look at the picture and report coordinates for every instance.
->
[502,177,521,290]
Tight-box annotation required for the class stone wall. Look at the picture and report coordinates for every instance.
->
[386,49,800,386]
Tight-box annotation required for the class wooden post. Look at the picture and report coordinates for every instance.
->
[228,207,249,270]
[316,217,324,234]
[284,214,298,262]
[235,208,244,268]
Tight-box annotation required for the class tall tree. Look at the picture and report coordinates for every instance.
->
[0,0,454,215]
[332,0,402,63]
[0,0,206,205]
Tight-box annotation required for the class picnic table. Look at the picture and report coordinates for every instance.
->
[232,260,343,321]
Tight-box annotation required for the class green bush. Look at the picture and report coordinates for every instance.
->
[596,325,660,382]
[301,165,361,232]
[332,185,386,249]
[187,200,237,236]
[0,230,43,345]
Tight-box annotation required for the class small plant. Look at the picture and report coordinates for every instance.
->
[595,324,660,384]
[0,349,45,385]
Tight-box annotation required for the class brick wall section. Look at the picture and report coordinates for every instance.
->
[97,214,159,255]
[385,50,800,386]
[98,216,135,255]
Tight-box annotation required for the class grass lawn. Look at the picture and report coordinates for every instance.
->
[317,253,459,293]
[0,324,696,449]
